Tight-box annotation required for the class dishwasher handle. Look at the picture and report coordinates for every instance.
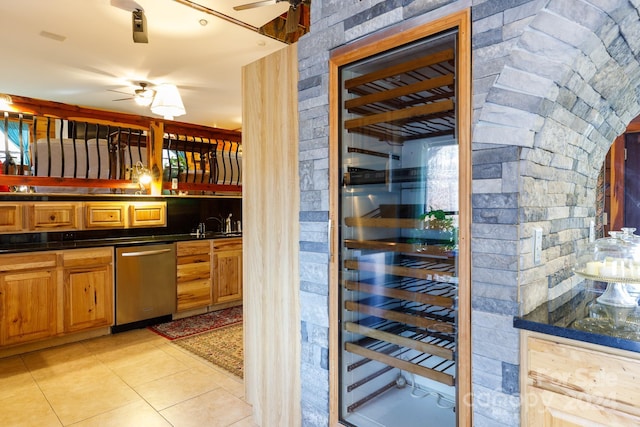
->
[120,248,173,257]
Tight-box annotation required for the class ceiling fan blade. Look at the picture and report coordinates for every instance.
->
[234,0,278,11]
[112,97,134,102]
[110,0,144,12]
[108,88,133,96]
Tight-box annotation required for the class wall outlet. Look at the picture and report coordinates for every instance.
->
[533,228,542,265]
[171,178,178,189]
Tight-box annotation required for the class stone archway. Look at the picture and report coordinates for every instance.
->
[471,0,640,424]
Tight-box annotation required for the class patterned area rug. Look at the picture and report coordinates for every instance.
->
[148,306,242,340]
[174,323,244,378]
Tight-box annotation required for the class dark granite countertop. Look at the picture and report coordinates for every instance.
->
[0,232,242,254]
[514,282,640,353]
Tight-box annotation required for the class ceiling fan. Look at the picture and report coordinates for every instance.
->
[234,0,310,34]
[112,82,155,107]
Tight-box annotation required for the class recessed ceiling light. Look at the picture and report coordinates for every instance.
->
[199,19,208,26]
[39,30,66,42]
[257,39,266,46]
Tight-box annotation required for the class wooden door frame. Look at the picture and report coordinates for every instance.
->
[328,9,472,426]
[607,116,640,233]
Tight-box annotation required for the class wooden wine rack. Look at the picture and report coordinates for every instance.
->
[341,215,457,412]
[338,42,460,416]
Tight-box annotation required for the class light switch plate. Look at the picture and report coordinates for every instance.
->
[533,227,542,265]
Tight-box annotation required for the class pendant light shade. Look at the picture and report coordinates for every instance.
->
[150,83,185,120]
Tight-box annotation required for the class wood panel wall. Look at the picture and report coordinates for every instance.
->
[242,44,301,426]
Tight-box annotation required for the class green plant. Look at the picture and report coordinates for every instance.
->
[420,207,458,251]
[165,156,186,172]
[163,155,187,180]
[420,207,453,230]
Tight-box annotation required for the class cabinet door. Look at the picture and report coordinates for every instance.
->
[84,202,126,228]
[0,269,57,345]
[526,385,640,426]
[63,248,113,332]
[128,202,166,227]
[64,264,113,332]
[0,203,24,233]
[334,26,470,426]
[213,239,242,304]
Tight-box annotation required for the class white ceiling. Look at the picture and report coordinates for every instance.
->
[0,0,289,130]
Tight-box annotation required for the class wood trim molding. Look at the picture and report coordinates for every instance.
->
[610,135,625,231]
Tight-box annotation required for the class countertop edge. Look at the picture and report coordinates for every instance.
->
[513,316,640,353]
[0,233,243,254]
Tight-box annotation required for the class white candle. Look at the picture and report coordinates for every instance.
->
[599,265,614,277]
[584,261,600,276]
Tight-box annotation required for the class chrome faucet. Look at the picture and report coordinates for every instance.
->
[204,216,225,233]
[225,213,232,233]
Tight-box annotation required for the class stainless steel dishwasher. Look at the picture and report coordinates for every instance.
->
[114,243,176,330]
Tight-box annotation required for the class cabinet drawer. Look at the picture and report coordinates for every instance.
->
[129,202,166,227]
[212,237,242,251]
[177,240,211,257]
[29,203,80,230]
[0,204,24,232]
[177,261,211,282]
[527,336,640,410]
[177,279,212,311]
[63,247,113,268]
[0,252,57,272]
[85,202,126,228]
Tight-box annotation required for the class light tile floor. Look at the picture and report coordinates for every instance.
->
[0,328,257,427]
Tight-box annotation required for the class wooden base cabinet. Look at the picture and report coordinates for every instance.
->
[213,238,242,304]
[0,248,114,348]
[522,331,640,426]
[176,240,212,312]
[62,248,114,332]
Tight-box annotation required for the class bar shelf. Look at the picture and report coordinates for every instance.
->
[342,48,456,143]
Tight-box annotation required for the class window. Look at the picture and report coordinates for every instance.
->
[0,119,30,166]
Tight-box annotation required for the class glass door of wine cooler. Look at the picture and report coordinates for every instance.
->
[337,29,464,427]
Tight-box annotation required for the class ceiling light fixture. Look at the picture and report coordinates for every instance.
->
[134,83,155,106]
[0,94,13,109]
[150,84,186,120]
[135,92,154,106]
[132,161,152,194]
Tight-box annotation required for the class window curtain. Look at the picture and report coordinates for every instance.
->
[1,121,30,166]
